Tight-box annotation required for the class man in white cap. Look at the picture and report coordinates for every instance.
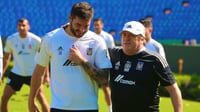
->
[108,21,183,112]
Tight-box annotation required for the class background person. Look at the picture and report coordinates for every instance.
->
[28,2,112,112]
[108,29,116,37]
[94,18,115,48]
[139,19,166,58]
[108,21,183,112]
[93,17,115,112]
[1,18,49,112]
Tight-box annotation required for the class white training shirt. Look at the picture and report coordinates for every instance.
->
[145,39,166,58]
[4,32,41,76]
[35,28,112,110]
[99,30,115,48]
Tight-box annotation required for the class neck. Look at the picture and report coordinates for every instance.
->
[64,25,72,35]
[64,24,77,37]
[19,33,27,38]
[95,30,101,35]
[146,35,152,42]
[123,45,144,56]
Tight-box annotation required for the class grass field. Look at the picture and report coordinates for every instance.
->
[0,81,200,112]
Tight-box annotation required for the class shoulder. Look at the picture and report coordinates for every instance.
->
[45,28,62,37]
[143,49,167,65]
[108,47,122,61]
[109,46,122,55]
[42,28,62,41]
[84,30,99,38]
[82,30,105,44]
[7,32,18,39]
[143,49,161,58]
[150,39,163,48]
[101,31,113,38]
[28,32,41,41]
[6,32,19,42]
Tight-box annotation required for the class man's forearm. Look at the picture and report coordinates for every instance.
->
[166,83,183,112]
[2,57,11,79]
[29,64,45,102]
[80,61,109,85]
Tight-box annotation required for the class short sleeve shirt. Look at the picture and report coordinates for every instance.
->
[4,32,41,76]
[109,47,175,112]
[35,28,112,110]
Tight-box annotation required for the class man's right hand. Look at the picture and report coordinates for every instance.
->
[28,99,40,112]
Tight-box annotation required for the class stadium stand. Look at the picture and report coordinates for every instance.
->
[0,0,200,44]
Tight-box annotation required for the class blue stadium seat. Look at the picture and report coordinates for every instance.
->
[1,0,200,43]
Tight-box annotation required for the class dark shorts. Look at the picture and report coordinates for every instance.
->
[50,108,98,112]
[7,72,31,91]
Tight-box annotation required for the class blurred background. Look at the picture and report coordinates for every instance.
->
[1,0,200,45]
[1,0,200,74]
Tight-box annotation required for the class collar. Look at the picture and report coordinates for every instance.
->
[136,47,146,54]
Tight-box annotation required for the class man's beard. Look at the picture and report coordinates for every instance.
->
[70,24,86,38]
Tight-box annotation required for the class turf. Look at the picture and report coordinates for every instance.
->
[0,82,200,112]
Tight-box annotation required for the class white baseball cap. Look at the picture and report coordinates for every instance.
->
[121,21,145,37]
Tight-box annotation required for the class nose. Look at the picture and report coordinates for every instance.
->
[79,26,86,33]
[81,27,85,32]
[18,25,25,30]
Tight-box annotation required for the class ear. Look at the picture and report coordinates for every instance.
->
[102,23,104,27]
[28,24,31,30]
[149,28,153,33]
[68,15,72,22]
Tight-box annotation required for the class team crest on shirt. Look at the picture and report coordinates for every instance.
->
[124,61,132,72]
[57,46,64,55]
[87,48,93,55]
[114,61,120,70]
[136,61,144,71]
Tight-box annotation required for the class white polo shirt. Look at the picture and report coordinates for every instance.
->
[35,28,112,110]
[99,30,115,48]
[145,39,166,58]
[4,32,41,76]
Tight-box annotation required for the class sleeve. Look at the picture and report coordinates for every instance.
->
[35,37,51,67]
[35,36,42,52]
[4,38,12,53]
[154,56,176,86]
[94,38,112,69]
[107,35,115,48]
[158,44,166,59]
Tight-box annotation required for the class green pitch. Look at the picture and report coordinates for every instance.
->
[0,81,199,112]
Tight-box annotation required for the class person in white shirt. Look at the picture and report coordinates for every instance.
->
[94,18,115,48]
[93,18,115,112]
[1,18,49,112]
[139,19,166,58]
[28,2,112,112]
